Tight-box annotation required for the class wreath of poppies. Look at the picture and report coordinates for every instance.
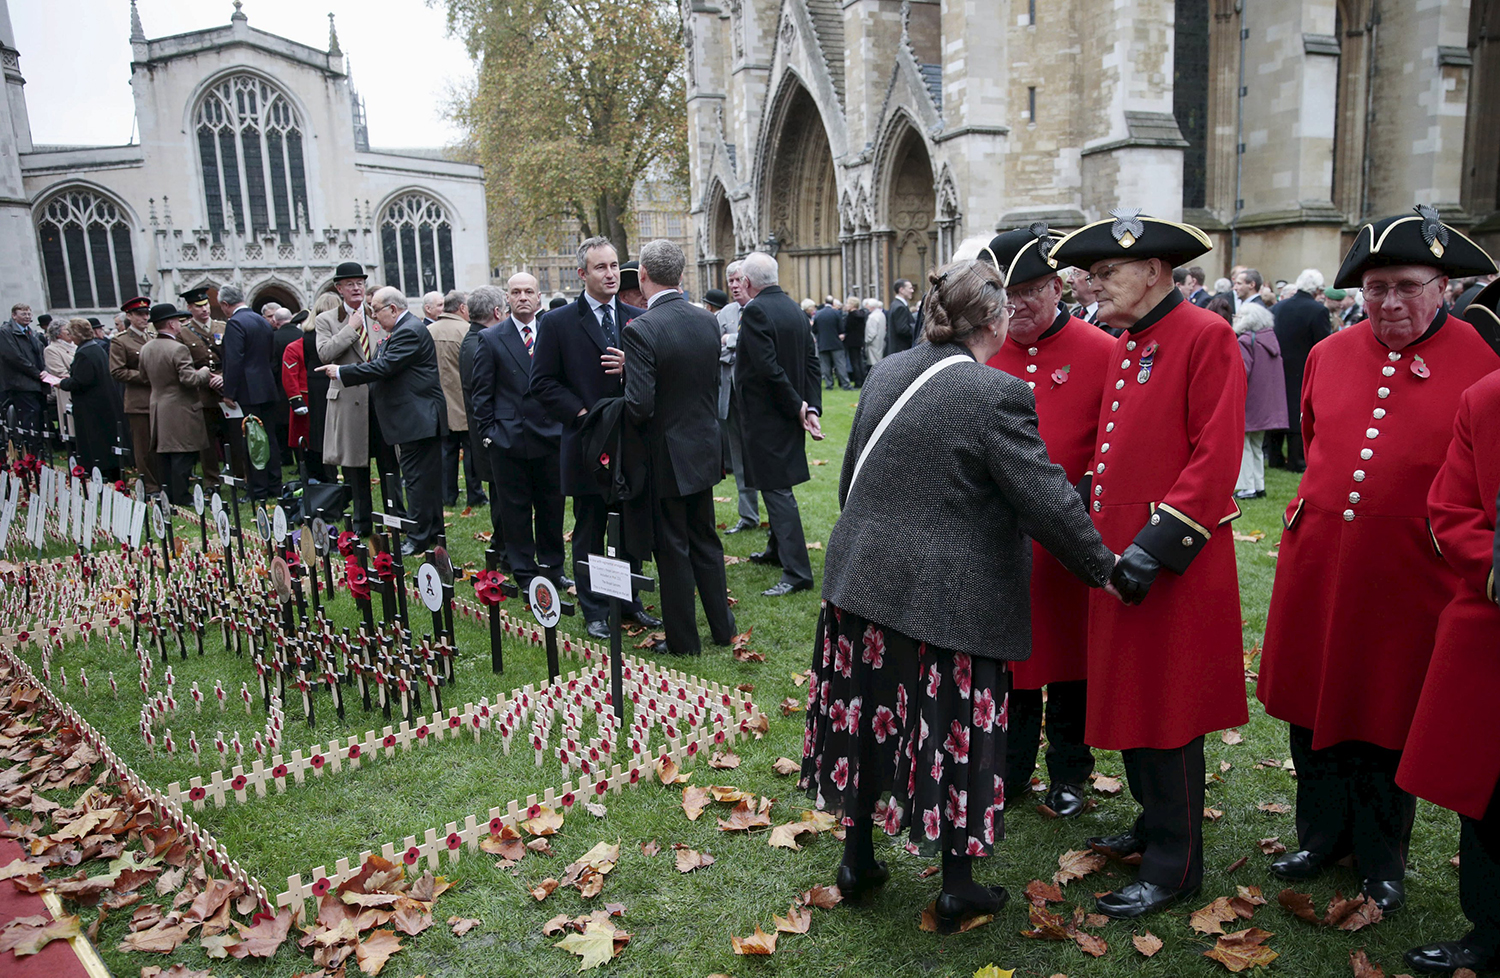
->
[371,552,397,582]
[344,557,371,600]
[472,569,507,606]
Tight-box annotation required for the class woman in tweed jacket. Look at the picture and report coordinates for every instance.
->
[799,259,1118,932]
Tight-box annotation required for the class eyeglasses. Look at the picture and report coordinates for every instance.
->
[1009,280,1056,303]
[1362,272,1443,303]
[1085,259,1144,286]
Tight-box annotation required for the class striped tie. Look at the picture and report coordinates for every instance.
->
[522,324,534,357]
[356,319,372,361]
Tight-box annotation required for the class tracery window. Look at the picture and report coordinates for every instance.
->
[196,75,309,238]
[35,189,138,310]
[379,193,455,296]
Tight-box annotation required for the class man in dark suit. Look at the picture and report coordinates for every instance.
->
[735,251,822,597]
[219,284,283,501]
[270,306,302,466]
[622,240,736,655]
[1234,268,1270,311]
[460,286,507,553]
[472,275,564,585]
[1266,269,1333,473]
[0,302,46,453]
[886,279,915,354]
[813,300,853,390]
[530,236,662,638]
[1185,266,1211,307]
[318,287,447,555]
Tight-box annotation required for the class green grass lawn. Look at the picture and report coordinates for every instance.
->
[7,389,1471,978]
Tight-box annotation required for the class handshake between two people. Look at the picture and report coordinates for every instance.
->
[1102,544,1159,606]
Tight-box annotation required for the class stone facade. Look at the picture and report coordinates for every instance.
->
[685,0,1499,299]
[2,0,487,317]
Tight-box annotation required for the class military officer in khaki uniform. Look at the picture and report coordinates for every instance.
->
[139,303,222,504]
[109,295,159,492]
[178,287,227,488]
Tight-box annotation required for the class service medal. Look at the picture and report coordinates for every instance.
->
[1136,340,1158,384]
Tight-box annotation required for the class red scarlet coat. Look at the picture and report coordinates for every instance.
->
[1258,314,1500,752]
[1084,292,1248,750]
[281,335,310,452]
[988,313,1116,689]
[1396,369,1500,819]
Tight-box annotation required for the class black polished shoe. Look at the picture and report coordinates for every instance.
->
[646,639,672,656]
[836,861,890,901]
[724,518,758,535]
[1086,830,1146,857]
[1363,878,1405,914]
[557,574,575,590]
[762,581,813,598]
[631,610,662,628]
[747,550,781,565]
[1404,939,1499,974]
[1270,849,1331,880]
[585,620,610,640]
[1043,782,1089,818]
[1096,880,1199,919]
[934,885,1009,933]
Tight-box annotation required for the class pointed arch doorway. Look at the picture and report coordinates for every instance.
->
[761,80,843,302]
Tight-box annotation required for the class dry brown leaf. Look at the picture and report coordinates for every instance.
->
[682,785,711,821]
[773,904,811,934]
[780,697,804,716]
[655,754,688,785]
[226,908,292,960]
[1075,933,1109,956]
[1053,849,1107,885]
[673,846,714,873]
[1326,892,1384,932]
[355,928,403,975]
[1279,888,1323,924]
[1025,879,1064,906]
[709,750,741,770]
[1204,807,1226,821]
[640,840,660,857]
[522,805,565,836]
[117,917,197,954]
[141,966,214,978]
[541,914,571,936]
[732,647,766,663]
[1222,729,1244,745]
[731,925,778,955]
[1350,948,1385,978]
[448,916,481,936]
[801,884,843,909]
[0,857,47,881]
[1134,929,1164,956]
[1091,774,1124,795]
[526,837,554,856]
[918,901,994,932]
[1204,928,1279,972]
[1021,904,1076,941]
[1258,802,1293,815]
[917,865,940,879]
[768,820,819,851]
[1226,855,1249,873]
[1259,837,1287,855]
[718,799,773,832]
[1190,897,1243,935]
[771,757,800,776]
[710,786,752,803]
[3,913,82,956]
[391,898,433,937]
[555,918,628,969]
[532,878,559,901]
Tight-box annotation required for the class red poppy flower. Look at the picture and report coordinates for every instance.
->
[629,768,639,784]
[595,779,607,796]
[71,464,85,479]
[1412,355,1431,379]
[310,754,326,769]
[714,730,725,745]
[344,557,371,600]
[446,832,462,850]
[489,816,504,834]
[189,786,207,801]
[348,744,363,759]
[598,452,610,467]
[114,480,127,492]
[231,775,248,791]
[272,764,288,779]
[471,715,481,728]
[383,734,397,748]
[416,725,429,739]
[473,569,507,606]
[561,792,575,808]
[448,716,462,729]
[687,740,699,756]
[337,530,357,556]
[372,551,397,581]
[403,846,420,865]
[312,877,331,897]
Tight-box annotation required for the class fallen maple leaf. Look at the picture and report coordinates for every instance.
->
[1259,836,1287,855]
[226,908,292,960]
[780,697,804,716]
[673,846,714,873]
[355,928,403,975]
[1258,802,1293,815]
[1222,729,1244,745]
[1021,904,1076,941]
[1053,849,1107,885]
[731,924,778,955]
[919,901,995,932]
[1025,879,1064,906]
[1326,892,1384,932]
[523,805,565,836]
[1134,929,1164,956]
[1204,807,1226,821]
[640,840,660,857]
[732,647,766,663]
[141,966,213,978]
[773,904,811,934]
[768,820,819,850]
[1226,855,1249,873]
[1190,897,1243,935]
[709,750,741,770]
[655,755,688,785]
[0,857,47,881]
[801,884,843,909]
[682,785,711,821]
[772,757,800,776]
[1349,948,1386,978]
[1075,932,1108,956]
[117,916,196,954]
[1091,774,1124,795]
[1204,927,1279,972]
[718,798,772,832]
[710,786,753,803]
[1278,887,1323,924]
[392,898,434,937]
[3,913,82,956]
[556,918,629,970]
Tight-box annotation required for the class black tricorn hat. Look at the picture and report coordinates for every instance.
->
[148,302,188,325]
[1333,205,1496,289]
[290,310,310,326]
[978,222,1059,287]
[332,261,368,281]
[180,286,212,305]
[619,260,640,291]
[703,288,730,309]
[1049,208,1213,271]
[548,296,568,310]
[1459,277,1500,357]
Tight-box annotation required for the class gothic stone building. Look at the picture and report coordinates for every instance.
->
[0,1,487,318]
[683,0,1500,302]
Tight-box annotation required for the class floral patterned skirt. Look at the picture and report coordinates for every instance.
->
[799,603,1010,858]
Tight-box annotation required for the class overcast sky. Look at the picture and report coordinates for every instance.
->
[10,0,474,148]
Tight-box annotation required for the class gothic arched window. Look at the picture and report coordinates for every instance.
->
[379,193,455,296]
[196,75,309,238]
[35,189,138,310]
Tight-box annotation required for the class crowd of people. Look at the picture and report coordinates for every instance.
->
[4,205,1500,972]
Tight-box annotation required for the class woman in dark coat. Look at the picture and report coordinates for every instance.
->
[57,319,119,480]
[799,259,1118,932]
[1233,301,1288,498]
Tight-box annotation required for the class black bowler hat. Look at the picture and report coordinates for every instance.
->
[1333,205,1496,289]
[332,261,368,281]
[619,261,640,291]
[1049,208,1212,271]
[87,317,101,328]
[979,223,1059,287]
[37,314,51,328]
[548,296,568,310]
[703,288,730,309]
[148,302,188,325]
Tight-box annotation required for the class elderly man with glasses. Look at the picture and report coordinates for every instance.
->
[1048,210,1248,919]
[980,224,1117,820]
[1257,207,1500,917]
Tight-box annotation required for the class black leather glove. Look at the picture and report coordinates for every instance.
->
[1111,543,1160,606]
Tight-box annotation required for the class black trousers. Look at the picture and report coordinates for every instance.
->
[1005,679,1093,794]
[240,402,282,500]
[572,493,644,624]
[1287,724,1414,881]
[370,407,405,517]
[490,448,564,581]
[1459,782,1500,956]
[1264,428,1306,471]
[3,390,44,452]
[1121,736,1206,890]
[654,488,735,654]
[442,430,487,506]
[345,466,374,534]
[759,487,814,588]
[396,436,444,552]
[161,451,197,506]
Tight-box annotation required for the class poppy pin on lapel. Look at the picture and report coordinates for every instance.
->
[1411,355,1430,379]
[1137,340,1158,384]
